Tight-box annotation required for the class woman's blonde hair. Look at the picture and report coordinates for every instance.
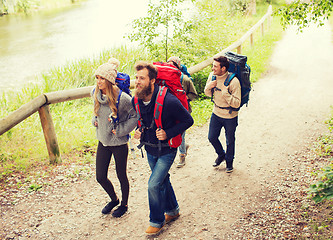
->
[93,81,119,117]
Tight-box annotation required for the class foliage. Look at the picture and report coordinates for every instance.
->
[275,0,333,31]
[308,162,333,203]
[308,111,333,203]
[242,16,284,84]
[192,67,212,95]
[229,0,249,14]
[127,0,195,61]
[1,0,84,14]
[0,0,8,14]
[191,99,213,126]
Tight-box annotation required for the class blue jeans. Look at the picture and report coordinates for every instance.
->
[147,151,179,228]
[208,113,238,168]
[178,131,186,155]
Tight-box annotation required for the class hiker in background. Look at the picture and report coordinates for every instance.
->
[204,56,241,173]
[132,61,193,235]
[91,58,137,218]
[167,56,198,168]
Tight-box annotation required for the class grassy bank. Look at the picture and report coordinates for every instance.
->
[0,0,85,14]
[0,3,284,183]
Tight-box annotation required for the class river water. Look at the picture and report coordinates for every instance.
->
[0,0,148,92]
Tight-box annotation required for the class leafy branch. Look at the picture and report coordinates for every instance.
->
[126,0,195,61]
[308,163,333,203]
[275,0,333,31]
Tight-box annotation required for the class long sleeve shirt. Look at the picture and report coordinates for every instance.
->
[132,84,194,156]
[91,88,137,146]
[204,72,241,119]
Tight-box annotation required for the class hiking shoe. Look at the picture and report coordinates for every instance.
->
[165,213,180,223]
[112,205,128,218]
[213,156,225,167]
[226,167,233,173]
[177,154,186,168]
[101,199,119,214]
[145,225,164,235]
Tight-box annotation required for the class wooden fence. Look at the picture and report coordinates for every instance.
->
[0,5,273,164]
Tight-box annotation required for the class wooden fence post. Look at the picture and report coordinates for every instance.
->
[38,104,61,164]
[237,45,242,54]
[250,33,254,47]
[261,22,264,36]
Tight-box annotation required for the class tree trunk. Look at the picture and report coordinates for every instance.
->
[248,0,256,15]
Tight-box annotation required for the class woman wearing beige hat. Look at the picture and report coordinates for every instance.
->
[91,58,137,217]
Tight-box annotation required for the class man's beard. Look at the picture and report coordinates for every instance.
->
[135,82,153,100]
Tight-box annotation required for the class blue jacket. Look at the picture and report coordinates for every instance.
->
[132,84,194,156]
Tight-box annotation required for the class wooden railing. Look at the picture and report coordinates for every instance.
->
[188,5,272,74]
[0,5,273,164]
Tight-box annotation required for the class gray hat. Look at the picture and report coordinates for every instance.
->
[95,58,120,84]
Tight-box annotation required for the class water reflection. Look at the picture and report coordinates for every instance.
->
[0,0,148,92]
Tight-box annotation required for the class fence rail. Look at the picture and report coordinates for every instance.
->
[0,5,273,164]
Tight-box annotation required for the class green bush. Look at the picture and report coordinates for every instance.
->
[308,163,333,203]
[308,111,333,203]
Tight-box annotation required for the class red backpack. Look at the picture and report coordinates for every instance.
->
[134,62,187,151]
[153,62,188,111]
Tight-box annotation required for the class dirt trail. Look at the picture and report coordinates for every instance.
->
[1,23,333,239]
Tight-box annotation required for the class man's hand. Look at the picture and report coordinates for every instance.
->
[156,128,167,140]
[134,128,142,139]
[208,80,217,89]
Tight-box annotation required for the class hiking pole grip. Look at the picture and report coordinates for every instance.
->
[137,126,145,158]
[137,126,144,149]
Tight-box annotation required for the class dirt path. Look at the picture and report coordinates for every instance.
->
[1,23,333,239]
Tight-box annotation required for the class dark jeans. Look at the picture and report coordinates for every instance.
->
[96,142,129,206]
[147,151,179,228]
[208,113,238,168]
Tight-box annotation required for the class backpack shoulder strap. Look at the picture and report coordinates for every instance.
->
[133,95,142,128]
[154,86,167,129]
[224,73,236,87]
[114,90,122,123]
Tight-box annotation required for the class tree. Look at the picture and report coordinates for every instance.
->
[126,0,195,61]
[276,0,333,31]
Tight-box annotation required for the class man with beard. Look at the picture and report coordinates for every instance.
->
[132,61,193,235]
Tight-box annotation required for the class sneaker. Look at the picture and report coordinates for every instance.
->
[145,225,164,235]
[112,205,128,218]
[213,156,225,167]
[226,167,233,173]
[101,199,119,214]
[165,213,180,223]
[177,154,186,168]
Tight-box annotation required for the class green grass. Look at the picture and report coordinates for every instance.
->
[243,16,284,83]
[0,0,86,14]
